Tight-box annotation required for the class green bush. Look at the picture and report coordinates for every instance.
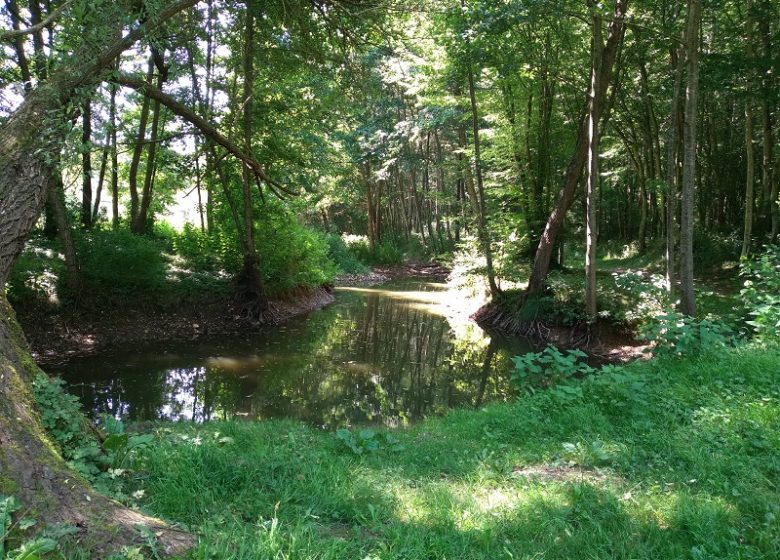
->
[6,241,63,306]
[71,229,169,302]
[324,234,369,274]
[342,234,404,266]
[639,310,735,357]
[511,345,594,394]
[257,212,338,294]
[740,245,780,341]
[168,224,242,274]
[693,230,741,269]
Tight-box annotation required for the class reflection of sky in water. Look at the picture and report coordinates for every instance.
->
[56,279,530,428]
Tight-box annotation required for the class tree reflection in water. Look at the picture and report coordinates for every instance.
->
[57,279,531,427]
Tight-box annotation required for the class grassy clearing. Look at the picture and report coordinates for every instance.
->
[97,344,780,559]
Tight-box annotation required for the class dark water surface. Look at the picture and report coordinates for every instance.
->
[55,279,529,427]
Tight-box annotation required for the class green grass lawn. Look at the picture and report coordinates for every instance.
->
[106,344,780,559]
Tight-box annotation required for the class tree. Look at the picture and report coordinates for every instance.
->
[585,1,603,318]
[526,0,628,296]
[0,1,207,551]
[680,0,700,316]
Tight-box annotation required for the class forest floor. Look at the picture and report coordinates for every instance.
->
[84,343,780,560]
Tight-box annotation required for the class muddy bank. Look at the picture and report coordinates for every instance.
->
[472,299,649,363]
[22,287,335,366]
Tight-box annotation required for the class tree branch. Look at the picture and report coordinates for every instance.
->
[113,72,295,196]
[0,0,73,43]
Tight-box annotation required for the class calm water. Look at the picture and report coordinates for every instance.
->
[55,279,528,428]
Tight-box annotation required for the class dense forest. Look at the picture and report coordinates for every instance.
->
[1,0,779,557]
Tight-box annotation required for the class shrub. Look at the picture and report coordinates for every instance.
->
[740,245,780,341]
[611,270,668,325]
[511,345,594,393]
[639,310,735,357]
[324,234,369,274]
[168,224,242,274]
[256,213,338,294]
[6,242,63,306]
[341,234,404,266]
[70,229,169,302]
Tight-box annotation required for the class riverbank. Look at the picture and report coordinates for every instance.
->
[23,263,451,365]
[83,343,780,559]
[21,286,335,365]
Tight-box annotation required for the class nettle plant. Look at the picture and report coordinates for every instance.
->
[32,375,153,500]
[740,245,780,341]
[511,346,594,394]
[639,311,734,357]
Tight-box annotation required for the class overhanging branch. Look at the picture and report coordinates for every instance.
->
[0,0,74,43]
[113,72,295,197]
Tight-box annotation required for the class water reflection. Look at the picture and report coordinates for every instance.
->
[57,279,530,427]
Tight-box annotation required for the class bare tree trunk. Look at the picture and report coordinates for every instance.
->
[128,58,154,227]
[527,0,628,295]
[92,136,109,223]
[585,4,603,318]
[742,101,755,259]
[680,0,701,316]
[466,55,500,297]
[237,6,269,319]
[110,79,119,229]
[81,99,93,228]
[666,47,684,295]
[133,51,168,234]
[48,179,83,295]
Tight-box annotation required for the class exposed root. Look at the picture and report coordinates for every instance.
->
[471,298,645,362]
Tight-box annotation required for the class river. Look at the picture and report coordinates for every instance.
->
[55,278,530,428]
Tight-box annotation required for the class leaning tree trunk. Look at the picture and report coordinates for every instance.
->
[0,0,200,553]
[526,0,628,295]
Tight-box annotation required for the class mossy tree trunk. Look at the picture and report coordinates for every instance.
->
[0,0,200,553]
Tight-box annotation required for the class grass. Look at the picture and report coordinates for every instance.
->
[92,344,780,559]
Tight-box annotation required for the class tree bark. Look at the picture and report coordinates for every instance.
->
[80,99,93,228]
[133,51,168,234]
[128,58,154,228]
[585,4,602,318]
[680,0,701,316]
[237,6,270,319]
[466,54,500,297]
[666,46,684,295]
[527,0,628,295]
[741,101,755,259]
[0,1,200,551]
[110,78,120,229]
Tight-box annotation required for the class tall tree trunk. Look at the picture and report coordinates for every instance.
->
[680,0,701,316]
[92,139,110,223]
[81,99,93,228]
[133,52,168,234]
[48,179,83,295]
[466,54,500,297]
[0,1,200,551]
[237,6,269,319]
[527,0,628,295]
[585,4,602,318]
[666,47,684,295]
[741,101,755,259]
[128,58,154,227]
[110,79,120,229]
